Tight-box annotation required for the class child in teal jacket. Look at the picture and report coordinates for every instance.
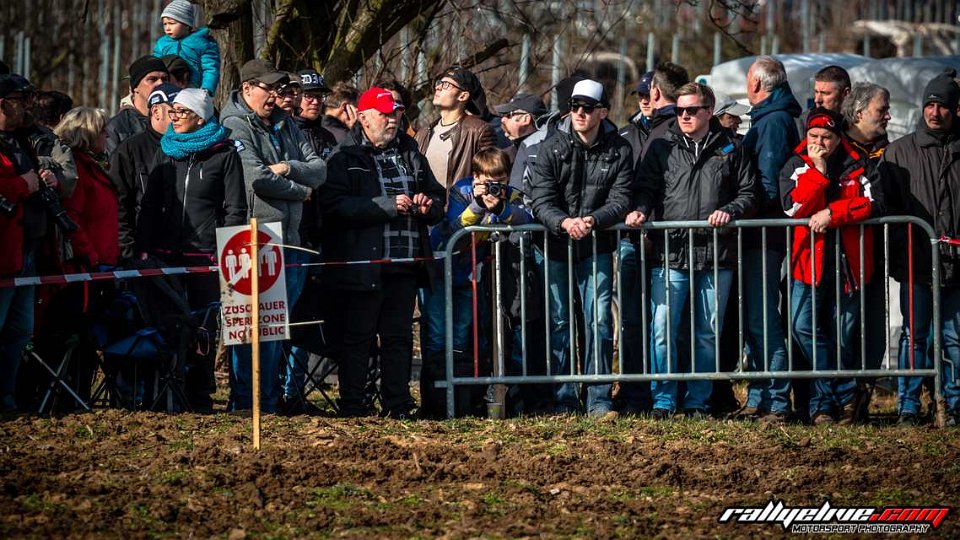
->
[152,0,221,95]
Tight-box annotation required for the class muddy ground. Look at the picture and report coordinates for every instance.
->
[1,393,958,539]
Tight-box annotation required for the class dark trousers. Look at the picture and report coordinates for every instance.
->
[336,269,418,416]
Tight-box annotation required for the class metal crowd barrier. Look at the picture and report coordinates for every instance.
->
[439,217,947,422]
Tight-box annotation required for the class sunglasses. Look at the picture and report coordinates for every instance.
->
[676,105,710,117]
[502,110,530,119]
[301,92,326,103]
[568,101,599,113]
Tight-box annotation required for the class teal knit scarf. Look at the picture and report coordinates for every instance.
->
[161,120,229,160]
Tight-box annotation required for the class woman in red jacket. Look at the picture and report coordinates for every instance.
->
[54,107,119,270]
[779,107,885,426]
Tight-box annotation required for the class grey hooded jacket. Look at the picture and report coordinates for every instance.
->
[220,90,326,245]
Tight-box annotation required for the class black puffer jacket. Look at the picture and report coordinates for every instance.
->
[618,110,650,168]
[634,119,759,270]
[110,127,163,259]
[528,116,634,261]
[138,141,248,255]
[105,106,147,156]
[881,121,960,286]
[318,126,445,291]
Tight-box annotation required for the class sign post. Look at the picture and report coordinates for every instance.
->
[216,221,287,450]
[250,219,260,450]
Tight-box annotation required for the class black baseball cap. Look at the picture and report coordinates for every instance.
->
[298,69,331,93]
[494,93,547,117]
[240,59,289,85]
[0,74,34,98]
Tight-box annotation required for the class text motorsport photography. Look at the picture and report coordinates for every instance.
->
[719,500,952,534]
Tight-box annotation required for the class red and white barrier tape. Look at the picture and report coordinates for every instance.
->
[0,252,453,289]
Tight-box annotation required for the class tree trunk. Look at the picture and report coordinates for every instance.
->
[198,0,255,107]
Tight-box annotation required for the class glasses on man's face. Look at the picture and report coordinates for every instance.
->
[568,101,598,114]
[502,110,529,119]
[250,80,281,95]
[677,105,710,117]
[301,92,326,103]
[434,79,463,92]
[169,108,197,119]
[278,84,302,99]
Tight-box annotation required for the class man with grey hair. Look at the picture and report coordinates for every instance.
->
[844,81,891,422]
[733,55,803,422]
[844,82,891,161]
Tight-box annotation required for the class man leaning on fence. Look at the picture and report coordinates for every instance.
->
[528,79,633,417]
[880,70,960,426]
[781,107,884,426]
[319,87,445,419]
[627,82,759,420]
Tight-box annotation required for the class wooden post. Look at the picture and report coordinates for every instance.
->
[250,218,261,450]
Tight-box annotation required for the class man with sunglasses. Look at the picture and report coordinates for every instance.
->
[319,87,445,418]
[415,67,496,188]
[495,93,546,162]
[628,82,759,420]
[220,59,327,413]
[528,79,634,417]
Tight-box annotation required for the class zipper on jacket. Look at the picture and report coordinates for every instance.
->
[182,155,197,229]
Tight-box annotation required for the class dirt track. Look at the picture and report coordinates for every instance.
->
[1,410,958,538]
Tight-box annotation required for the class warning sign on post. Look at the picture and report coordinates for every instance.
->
[216,222,289,346]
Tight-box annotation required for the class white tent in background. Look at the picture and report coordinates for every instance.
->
[848,56,960,141]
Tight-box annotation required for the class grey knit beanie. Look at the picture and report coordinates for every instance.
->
[161,0,197,28]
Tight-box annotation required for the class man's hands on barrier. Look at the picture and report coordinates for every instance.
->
[561,217,592,239]
[707,210,732,227]
[20,171,41,193]
[808,208,832,233]
[625,210,646,228]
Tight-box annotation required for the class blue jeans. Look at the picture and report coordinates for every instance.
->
[742,249,790,413]
[897,284,960,415]
[420,281,476,359]
[231,248,308,413]
[617,240,651,410]
[649,266,732,412]
[545,252,614,413]
[281,250,313,400]
[790,278,859,417]
[0,252,35,412]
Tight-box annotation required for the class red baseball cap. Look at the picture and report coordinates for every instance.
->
[358,87,404,114]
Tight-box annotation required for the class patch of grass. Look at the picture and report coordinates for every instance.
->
[869,488,917,506]
[397,494,421,506]
[160,470,186,486]
[20,493,67,514]
[307,484,373,512]
[481,492,506,507]
[638,485,675,498]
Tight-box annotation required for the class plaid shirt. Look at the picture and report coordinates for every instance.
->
[372,145,418,260]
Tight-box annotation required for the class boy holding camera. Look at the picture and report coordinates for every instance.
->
[420,147,533,417]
